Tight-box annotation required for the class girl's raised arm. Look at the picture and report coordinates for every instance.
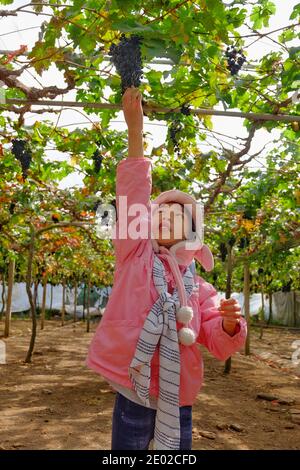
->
[122,87,144,159]
[112,87,152,264]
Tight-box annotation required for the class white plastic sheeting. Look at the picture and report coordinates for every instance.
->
[0,283,111,314]
[272,291,300,327]
[0,282,299,325]
[0,282,271,317]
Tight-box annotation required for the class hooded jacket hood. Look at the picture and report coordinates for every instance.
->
[150,189,214,272]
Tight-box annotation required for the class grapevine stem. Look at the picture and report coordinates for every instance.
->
[2,98,299,122]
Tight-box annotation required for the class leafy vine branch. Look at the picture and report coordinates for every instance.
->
[2,97,299,122]
[205,123,259,211]
[0,65,75,100]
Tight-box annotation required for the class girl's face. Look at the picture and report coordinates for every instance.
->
[153,202,192,248]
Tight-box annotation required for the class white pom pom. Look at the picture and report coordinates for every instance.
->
[176,306,193,323]
[178,327,196,346]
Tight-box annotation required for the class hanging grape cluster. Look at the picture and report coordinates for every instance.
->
[9,202,15,215]
[108,33,144,95]
[93,199,102,212]
[243,209,254,220]
[228,236,236,247]
[225,46,246,76]
[239,236,250,249]
[169,118,183,157]
[282,280,292,292]
[167,105,191,157]
[11,139,32,178]
[92,149,103,174]
[180,104,191,116]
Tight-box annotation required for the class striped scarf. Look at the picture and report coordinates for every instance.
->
[128,254,195,450]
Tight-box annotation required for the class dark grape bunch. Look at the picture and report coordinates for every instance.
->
[92,149,103,173]
[180,104,191,116]
[169,118,183,156]
[108,33,143,95]
[239,236,250,249]
[9,202,15,215]
[225,46,246,76]
[11,139,32,178]
[228,236,236,247]
[243,209,254,220]
[282,280,292,292]
[93,199,102,212]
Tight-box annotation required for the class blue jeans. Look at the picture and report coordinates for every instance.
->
[111,392,192,450]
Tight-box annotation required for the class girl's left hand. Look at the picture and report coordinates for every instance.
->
[122,86,144,132]
[218,298,242,336]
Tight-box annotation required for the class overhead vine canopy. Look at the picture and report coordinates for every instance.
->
[0,0,299,276]
[0,1,299,121]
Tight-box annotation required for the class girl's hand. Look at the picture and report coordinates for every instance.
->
[218,298,242,336]
[122,86,144,132]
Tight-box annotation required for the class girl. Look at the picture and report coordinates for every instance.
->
[86,87,247,451]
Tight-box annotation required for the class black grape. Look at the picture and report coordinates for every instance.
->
[225,46,246,76]
[243,209,254,220]
[92,149,103,173]
[9,202,15,214]
[93,199,102,212]
[180,104,191,116]
[228,236,236,247]
[239,237,250,249]
[108,33,143,95]
[11,139,32,178]
[169,118,183,156]
[282,280,292,292]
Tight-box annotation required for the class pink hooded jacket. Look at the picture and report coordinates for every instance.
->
[86,157,247,406]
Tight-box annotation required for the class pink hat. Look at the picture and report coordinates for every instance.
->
[150,189,214,272]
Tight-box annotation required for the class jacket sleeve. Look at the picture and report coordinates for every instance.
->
[112,157,152,264]
[197,282,247,361]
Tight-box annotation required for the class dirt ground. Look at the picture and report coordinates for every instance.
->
[0,318,300,450]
